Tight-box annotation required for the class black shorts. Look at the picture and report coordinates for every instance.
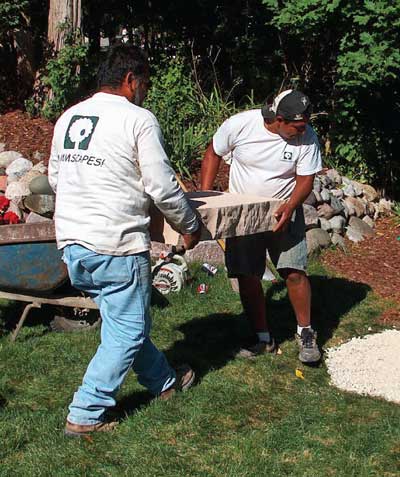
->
[225,207,307,278]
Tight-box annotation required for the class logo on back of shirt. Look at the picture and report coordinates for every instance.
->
[64,115,99,150]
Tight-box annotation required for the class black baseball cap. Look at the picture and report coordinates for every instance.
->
[261,90,312,121]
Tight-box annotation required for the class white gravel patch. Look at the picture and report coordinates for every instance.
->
[326,329,400,404]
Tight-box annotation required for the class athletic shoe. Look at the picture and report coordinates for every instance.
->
[235,338,276,358]
[296,328,321,363]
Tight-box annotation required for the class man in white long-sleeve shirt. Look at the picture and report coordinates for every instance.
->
[48,45,200,438]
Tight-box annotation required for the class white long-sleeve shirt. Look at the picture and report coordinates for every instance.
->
[48,92,199,255]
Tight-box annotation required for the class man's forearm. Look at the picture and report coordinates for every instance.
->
[287,174,315,210]
[200,143,222,190]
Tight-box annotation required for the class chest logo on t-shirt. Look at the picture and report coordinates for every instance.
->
[64,115,99,150]
[282,151,293,161]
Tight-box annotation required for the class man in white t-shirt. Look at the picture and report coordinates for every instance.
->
[201,90,322,363]
[49,45,201,437]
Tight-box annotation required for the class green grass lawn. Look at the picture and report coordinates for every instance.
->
[0,261,399,477]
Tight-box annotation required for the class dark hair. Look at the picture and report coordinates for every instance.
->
[97,44,148,89]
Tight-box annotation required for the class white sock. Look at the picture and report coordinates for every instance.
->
[257,331,271,343]
[297,325,311,335]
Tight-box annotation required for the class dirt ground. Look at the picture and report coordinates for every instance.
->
[322,217,400,324]
[1,110,399,323]
[0,110,54,165]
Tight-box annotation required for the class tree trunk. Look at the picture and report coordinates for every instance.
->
[48,0,81,52]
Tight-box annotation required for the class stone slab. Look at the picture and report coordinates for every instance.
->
[150,191,283,245]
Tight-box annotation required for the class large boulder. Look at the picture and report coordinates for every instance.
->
[329,215,346,234]
[344,197,366,217]
[345,227,364,243]
[319,217,332,232]
[376,198,392,215]
[362,216,375,229]
[359,197,374,217]
[6,158,33,183]
[317,203,336,220]
[0,143,6,154]
[346,216,375,242]
[29,175,54,195]
[331,232,346,251]
[325,168,342,185]
[303,204,319,229]
[306,228,331,255]
[331,188,344,199]
[5,181,31,205]
[320,188,331,202]
[343,183,356,197]
[330,196,344,215]
[0,151,23,169]
[23,194,55,218]
[360,183,379,202]
[351,181,364,197]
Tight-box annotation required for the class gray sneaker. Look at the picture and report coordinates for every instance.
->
[236,338,276,358]
[296,328,321,363]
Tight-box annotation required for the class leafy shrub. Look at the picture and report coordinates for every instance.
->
[261,0,400,195]
[144,56,237,177]
[25,26,94,121]
[41,29,91,121]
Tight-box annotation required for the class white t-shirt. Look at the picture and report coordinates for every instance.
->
[213,109,322,199]
[48,92,198,255]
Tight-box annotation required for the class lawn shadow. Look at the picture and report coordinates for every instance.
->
[0,394,7,409]
[111,390,153,419]
[162,275,371,381]
[115,312,247,417]
[164,312,251,379]
[266,275,371,347]
[86,275,372,418]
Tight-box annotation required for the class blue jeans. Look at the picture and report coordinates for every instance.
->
[63,244,176,425]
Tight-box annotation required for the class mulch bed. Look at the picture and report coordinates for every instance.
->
[0,110,54,166]
[322,216,400,324]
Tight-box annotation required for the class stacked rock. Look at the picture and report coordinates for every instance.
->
[305,169,393,255]
[0,150,55,224]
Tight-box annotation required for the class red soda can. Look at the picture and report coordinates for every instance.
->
[201,263,218,276]
[197,283,209,294]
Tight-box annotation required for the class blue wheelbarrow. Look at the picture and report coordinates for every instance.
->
[0,222,98,341]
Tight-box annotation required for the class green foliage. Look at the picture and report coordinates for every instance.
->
[261,0,400,192]
[144,57,237,176]
[0,0,28,35]
[40,29,91,121]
